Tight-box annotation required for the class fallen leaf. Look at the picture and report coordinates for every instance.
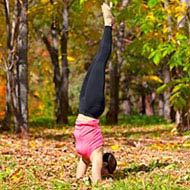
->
[111,144,119,150]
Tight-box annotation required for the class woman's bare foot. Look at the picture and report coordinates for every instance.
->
[101,2,113,26]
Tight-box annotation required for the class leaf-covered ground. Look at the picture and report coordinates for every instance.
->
[1,123,190,189]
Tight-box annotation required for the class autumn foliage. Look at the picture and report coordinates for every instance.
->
[0,78,6,119]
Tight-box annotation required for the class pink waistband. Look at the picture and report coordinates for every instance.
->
[75,118,100,128]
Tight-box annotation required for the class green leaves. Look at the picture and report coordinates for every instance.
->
[147,0,159,8]
[147,43,175,65]
[170,82,190,110]
[157,83,167,94]
[157,77,190,111]
[79,0,87,5]
[111,0,119,6]
[137,0,190,122]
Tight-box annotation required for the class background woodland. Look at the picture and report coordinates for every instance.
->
[0,0,190,134]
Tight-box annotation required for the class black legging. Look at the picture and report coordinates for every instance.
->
[79,26,112,118]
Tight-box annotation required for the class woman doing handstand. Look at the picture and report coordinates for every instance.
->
[74,2,116,184]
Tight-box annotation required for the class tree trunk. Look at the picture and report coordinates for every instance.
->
[158,67,164,116]
[57,2,69,124]
[2,0,13,131]
[40,0,69,124]
[175,0,190,132]
[106,21,125,124]
[3,0,29,135]
[13,0,29,134]
[176,108,190,133]
[138,83,145,115]
[106,1,128,124]
[139,82,155,116]
[163,64,171,120]
[145,94,154,116]
[158,93,164,116]
[121,75,131,115]
[162,0,172,121]
[106,60,120,123]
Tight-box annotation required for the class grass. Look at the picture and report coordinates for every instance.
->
[29,114,169,128]
[0,154,189,190]
[1,115,190,189]
[117,115,169,126]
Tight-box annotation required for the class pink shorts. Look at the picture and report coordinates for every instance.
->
[74,119,103,160]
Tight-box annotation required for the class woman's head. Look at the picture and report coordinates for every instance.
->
[102,152,117,176]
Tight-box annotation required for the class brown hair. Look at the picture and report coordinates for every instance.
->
[103,152,117,174]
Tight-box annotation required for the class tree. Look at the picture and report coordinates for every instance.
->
[106,0,128,124]
[174,0,190,131]
[140,0,190,131]
[2,0,29,134]
[33,0,72,124]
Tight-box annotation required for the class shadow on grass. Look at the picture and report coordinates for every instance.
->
[28,115,174,142]
[103,126,173,140]
[29,116,74,141]
[34,133,71,141]
[114,161,170,180]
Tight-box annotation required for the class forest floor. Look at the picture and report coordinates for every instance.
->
[1,120,190,189]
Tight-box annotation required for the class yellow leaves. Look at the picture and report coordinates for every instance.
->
[182,136,190,148]
[176,14,184,22]
[29,141,37,148]
[142,75,163,83]
[149,141,180,150]
[182,142,190,148]
[175,2,187,15]
[9,168,24,183]
[167,142,179,149]
[58,55,75,62]
[68,56,75,62]
[166,1,187,21]
[170,127,178,135]
[111,144,119,150]
[161,156,173,162]
[33,91,40,97]
[54,142,65,148]
[150,142,165,150]
[162,25,169,34]
[80,0,87,5]
[40,0,49,4]
[146,12,156,22]
[59,171,63,178]
[117,161,128,167]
